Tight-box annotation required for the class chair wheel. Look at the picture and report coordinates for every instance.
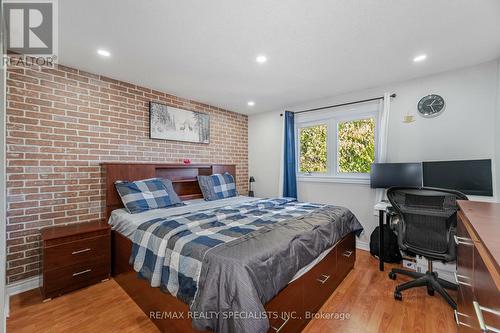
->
[394,291,402,301]
[427,287,435,296]
[388,272,397,280]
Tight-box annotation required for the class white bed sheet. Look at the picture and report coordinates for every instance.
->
[108,196,337,284]
[108,195,260,239]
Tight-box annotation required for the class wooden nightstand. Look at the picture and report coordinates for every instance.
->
[41,220,111,300]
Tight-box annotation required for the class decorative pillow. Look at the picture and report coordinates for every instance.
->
[157,178,184,206]
[115,178,183,214]
[197,172,238,201]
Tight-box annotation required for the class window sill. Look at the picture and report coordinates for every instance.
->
[297,176,370,185]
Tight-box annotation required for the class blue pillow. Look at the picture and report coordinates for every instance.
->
[197,172,238,201]
[115,178,183,214]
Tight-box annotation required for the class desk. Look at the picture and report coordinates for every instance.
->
[374,201,391,271]
[455,201,500,332]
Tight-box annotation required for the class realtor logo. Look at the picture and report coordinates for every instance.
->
[3,0,58,58]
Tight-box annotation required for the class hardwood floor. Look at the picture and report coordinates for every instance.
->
[7,250,456,333]
[303,250,457,333]
[8,279,158,333]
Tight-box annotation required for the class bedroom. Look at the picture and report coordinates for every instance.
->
[0,1,499,333]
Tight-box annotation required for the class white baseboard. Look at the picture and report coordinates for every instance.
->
[356,240,370,252]
[5,275,41,317]
[7,275,41,297]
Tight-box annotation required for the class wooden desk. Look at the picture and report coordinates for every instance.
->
[455,201,500,333]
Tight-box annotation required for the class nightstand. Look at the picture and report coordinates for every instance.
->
[41,220,111,300]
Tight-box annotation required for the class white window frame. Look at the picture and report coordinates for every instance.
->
[295,102,380,185]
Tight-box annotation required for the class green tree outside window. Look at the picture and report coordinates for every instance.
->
[299,125,327,173]
[337,118,375,173]
[298,118,375,174]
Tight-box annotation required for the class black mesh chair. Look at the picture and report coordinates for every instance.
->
[386,187,468,309]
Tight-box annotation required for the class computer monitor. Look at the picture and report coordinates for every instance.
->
[422,159,493,196]
[370,163,423,189]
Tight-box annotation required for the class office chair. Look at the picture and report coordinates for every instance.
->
[386,187,468,309]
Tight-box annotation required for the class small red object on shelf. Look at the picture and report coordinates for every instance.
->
[183,159,191,165]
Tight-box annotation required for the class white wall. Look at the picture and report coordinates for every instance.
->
[249,60,500,249]
[496,59,500,201]
[0,11,6,330]
[248,111,283,197]
[0,72,5,331]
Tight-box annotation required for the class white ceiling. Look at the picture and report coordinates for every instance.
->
[59,0,500,114]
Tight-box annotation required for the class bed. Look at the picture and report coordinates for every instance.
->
[103,163,363,333]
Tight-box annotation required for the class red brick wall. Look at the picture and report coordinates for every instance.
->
[5,63,248,284]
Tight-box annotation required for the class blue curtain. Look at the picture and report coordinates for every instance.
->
[283,111,297,198]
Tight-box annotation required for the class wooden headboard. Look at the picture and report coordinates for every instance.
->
[102,163,236,220]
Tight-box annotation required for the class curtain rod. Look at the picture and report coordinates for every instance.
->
[280,93,396,116]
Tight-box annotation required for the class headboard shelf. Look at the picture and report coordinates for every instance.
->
[171,178,198,183]
[102,163,236,220]
[100,162,214,168]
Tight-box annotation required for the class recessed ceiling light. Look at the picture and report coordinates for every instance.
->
[255,55,267,64]
[413,54,427,63]
[97,49,111,57]
[247,101,255,106]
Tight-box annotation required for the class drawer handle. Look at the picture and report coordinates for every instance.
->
[271,313,290,333]
[72,248,91,255]
[72,269,92,277]
[454,272,472,287]
[454,235,474,246]
[343,250,353,258]
[473,301,500,333]
[317,274,330,284]
[454,310,473,328]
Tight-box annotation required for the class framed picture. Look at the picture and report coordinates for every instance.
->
[149,102,210,143]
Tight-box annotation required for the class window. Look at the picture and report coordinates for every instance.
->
[296,104,379,183]
[299,124,327,173]
[337,118,375,174]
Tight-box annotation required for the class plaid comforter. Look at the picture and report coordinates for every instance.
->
[130,198,324,305]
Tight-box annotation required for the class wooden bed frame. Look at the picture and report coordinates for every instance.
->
[103,163,356,333]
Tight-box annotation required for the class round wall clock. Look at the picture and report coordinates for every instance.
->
[417,94,445,118]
